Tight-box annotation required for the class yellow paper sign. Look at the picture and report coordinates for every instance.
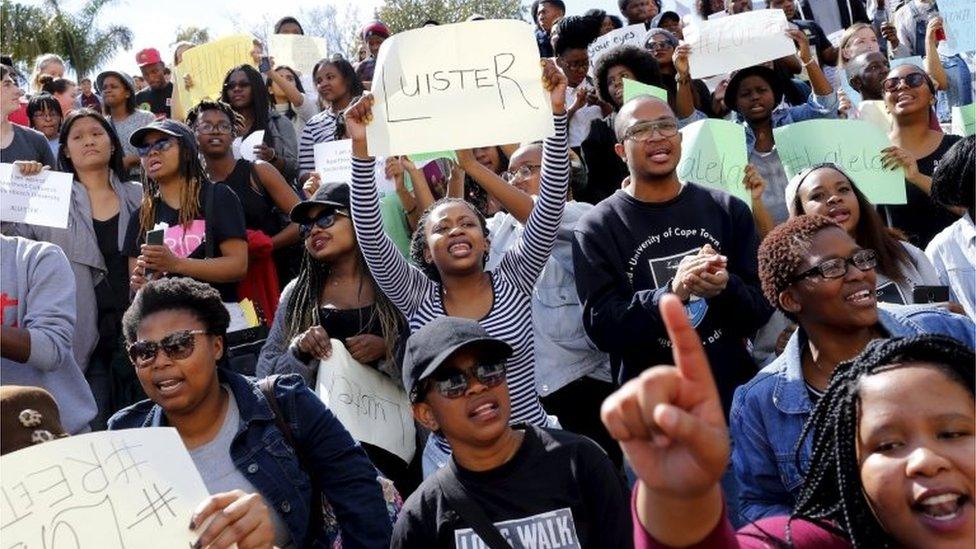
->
[268,34,329,76]
[174,35,255,110]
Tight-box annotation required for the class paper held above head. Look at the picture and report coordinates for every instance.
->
[587,23,649,76]
[365,19,554,157]
[937,0,976,56]
[676,119,752,209]
[773,119,907,205]
[268,34,329,76]
[0,163,73,229]
[173,34,256,108]
[1,427,209,548]
[683,9,795,79]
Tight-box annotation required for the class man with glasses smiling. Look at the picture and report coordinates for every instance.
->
[392,315,630,548]
[572,95,771,417]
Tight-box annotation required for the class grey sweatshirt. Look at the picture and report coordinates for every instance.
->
[1,235,97,433]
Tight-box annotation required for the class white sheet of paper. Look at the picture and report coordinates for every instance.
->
[268,34,329,76]
[0,163,73,229]
[239,130,265,161]
[0,427,209,548]
[684,9,795,79]
[366,19,553,157]
[587,24,649,75]
[315,341,416,463]
[314,139,353,185]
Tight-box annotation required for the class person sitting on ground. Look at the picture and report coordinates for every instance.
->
[391,316,632,548]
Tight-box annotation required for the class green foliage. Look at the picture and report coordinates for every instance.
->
[173,26,211,46]
[377,0,527,34]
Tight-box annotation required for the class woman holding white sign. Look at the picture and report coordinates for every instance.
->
[347,60,571,477]
[298,56,365,182]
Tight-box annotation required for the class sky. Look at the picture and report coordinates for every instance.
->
[15,0,685,78]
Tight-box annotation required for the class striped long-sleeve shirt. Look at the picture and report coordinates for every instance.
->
[298,107,341,177]
[350,113,570,430]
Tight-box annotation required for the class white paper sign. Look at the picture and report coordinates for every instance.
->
[315,340,416,463]
[0,428,209,548]
[0,163,73,229]
[239,130,265,161]
[268,34,329,76]
[684,9,795,78]
[313,139,396,195]
[587,23,649,75]
[367,19,553,157]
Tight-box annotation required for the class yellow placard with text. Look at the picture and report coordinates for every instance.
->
[174,35,256,111]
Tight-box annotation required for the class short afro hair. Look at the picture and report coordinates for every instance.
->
[757,215,843,313]
[930,135,974,212]
[122,277,230,344]
[594,44,662,110]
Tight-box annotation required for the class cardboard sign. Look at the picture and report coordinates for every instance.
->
[938,0,976,55]
[173,35,255,109]
[366,20,553,157]
[676,119,751,208]
[313,139,395,194]
[951,103,975,136]
[587,24,649,75]
[0,164,72,229]
[622,78,669,103]
[684,9,795,78]
[268,34,329,76]
[0,428,209,548]
[315,341,416,463]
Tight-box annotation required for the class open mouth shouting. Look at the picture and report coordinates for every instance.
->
[467,396,502,424]
[153,375,186,398]
[447,237,473,258]
[645,143,673,164]
[911,488,973,535]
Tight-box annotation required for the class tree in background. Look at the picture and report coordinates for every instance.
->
[377,0,526,34]
[173,25,211,46]
[231,2,362,62]
[0,0,132,80]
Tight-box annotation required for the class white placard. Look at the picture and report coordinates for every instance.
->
[313,139,395,195]
[366,19,553,157]
[0,428,209,548]
[684,9,795,79]
[315,340,416,463]
[268,34,329,76]
[0,163,72,229]
[239,130,265,162]
[587,23,650,75]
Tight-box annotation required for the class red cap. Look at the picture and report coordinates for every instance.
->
[135,48,162,67]
[361,21,390,40]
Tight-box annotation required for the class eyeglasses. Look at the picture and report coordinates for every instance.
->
[223,80,251,90]
[300,210,348,238]
[31,111,59,120]
[622,119,679,143]
[882,72,927,93]
[195,122,233,134]
[501,164,542,182]
[428,362,507,399]
[127,329,209,368]
[791,249,877,283]
[136,137,177,157]
[646,41,673,51]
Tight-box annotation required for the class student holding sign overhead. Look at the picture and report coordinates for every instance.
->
[347,59,571,477]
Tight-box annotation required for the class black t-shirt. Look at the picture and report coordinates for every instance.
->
[135,82,174,119]
[880,134,962,248]
[93,213,130,345]
[392,425,632,548]
[123,182,246,301]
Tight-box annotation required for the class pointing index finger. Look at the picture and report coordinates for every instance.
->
[659,294,715,387]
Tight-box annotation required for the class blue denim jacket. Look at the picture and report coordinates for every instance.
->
[730,305,976,523]
[108,369,393,548]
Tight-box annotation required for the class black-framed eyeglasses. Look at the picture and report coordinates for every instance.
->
[136,137,177,157]
[195,122,233,135]
[300,210,348,238]
[646,41,673,51]
[501,164,542,182]
[791,249,877,283]
[127,329,209,369]
[223,79,251,90]
[622,118,679,143]
[882,72,927,93]
[428,362,507,400]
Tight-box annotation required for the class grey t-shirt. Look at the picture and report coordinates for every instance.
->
[189,387,293,548]
[1,124,56,166]
[109,110,155,178]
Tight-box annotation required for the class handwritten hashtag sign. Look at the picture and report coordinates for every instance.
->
[684,10,795,79]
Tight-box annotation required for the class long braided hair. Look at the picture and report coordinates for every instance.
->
[409,197,490,283]
[136,123,210,237]
[789,335,975,548]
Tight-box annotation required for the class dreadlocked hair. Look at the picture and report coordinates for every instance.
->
[409,197,490,283]
[757,215,842,317]
[185,98,244,131]
[283,243,404,358]
[790,335,975,548]
[137,126,210,238]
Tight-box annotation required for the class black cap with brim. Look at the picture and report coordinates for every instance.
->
[129,118,192,148]
[725,65,785,114]
[407,338,513,403]
[289,183,351,223]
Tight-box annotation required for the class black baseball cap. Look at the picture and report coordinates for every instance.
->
[129,118,195,148]
[289,183,351,223]
[403,316,513,403]
[650,11,680,27]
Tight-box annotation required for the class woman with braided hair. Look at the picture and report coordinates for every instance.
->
[729,214,974,523]
[602,295,975,547]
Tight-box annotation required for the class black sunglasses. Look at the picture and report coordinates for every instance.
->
[426,362,507,400]
[127,329,209,368]
[791,249,877,283]
[300,210,348,238]
[882,72,927,93]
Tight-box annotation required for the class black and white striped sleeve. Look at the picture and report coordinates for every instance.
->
[298,112,337,177]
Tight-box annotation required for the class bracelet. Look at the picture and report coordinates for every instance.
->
[801,56,816,67]
[269,148,277,161]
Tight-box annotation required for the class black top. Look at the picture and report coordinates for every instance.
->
[135,82,174,119]
[572,184,772,412]
[123,182,247,301]
[92,213,129,346]
[218,159,283,238]
[318,304,385,367]
[881,134,962,249]
[391,425,633,548]
[579,116,628,205]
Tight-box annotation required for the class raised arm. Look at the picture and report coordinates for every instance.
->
[456,148,535,223]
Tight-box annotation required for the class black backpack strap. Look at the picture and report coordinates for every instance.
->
[435,470,511,549]
[203,182,216,259]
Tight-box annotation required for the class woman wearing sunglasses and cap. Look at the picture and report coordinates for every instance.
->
[729,214,974,523]
[256,183,415,494]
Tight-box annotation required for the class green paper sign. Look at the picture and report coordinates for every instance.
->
[676,119,751,208]
[774,119,907,205]
[623,78,669,104]
[407,150,458,165]
[951,103,975,137]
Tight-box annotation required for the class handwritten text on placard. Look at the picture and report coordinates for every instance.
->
[684,10,794,78]
[0,163,73,229]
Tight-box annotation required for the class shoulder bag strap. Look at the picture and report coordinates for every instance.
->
[434,470,511,549]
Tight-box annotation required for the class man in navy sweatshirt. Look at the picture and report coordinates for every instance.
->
[572,96,771,412]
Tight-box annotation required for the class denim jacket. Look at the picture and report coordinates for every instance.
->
[730,305,976,523]
[108,369,392,548]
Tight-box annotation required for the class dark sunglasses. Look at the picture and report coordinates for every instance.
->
[300,210,348,238]
[791,249,877,283]
[882,72,927,93]
[127,329,208,368]
[137,137,177,157]
[428,362,507,400]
